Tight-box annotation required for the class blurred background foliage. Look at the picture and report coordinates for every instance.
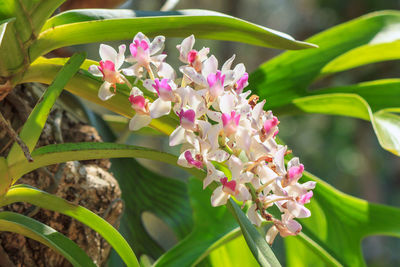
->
[61,0,400,265]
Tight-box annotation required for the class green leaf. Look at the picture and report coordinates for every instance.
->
[321,40,400,75]
[227,200,281,267]
[273,93,400,156]
[250,10,400,109]
[285,171,400,266]
[21,57,177,135]
[154,178,240,266]
[0,211,96,267]
[0,184,139,267]
[30,8,316,61]
[207,235,259,267]
[7,53,86,168]
[0,0,65,44]
[308,79,400,112]
[8,142,203,181]
[0,19,25,77]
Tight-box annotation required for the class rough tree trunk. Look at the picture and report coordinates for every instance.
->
[0,83,123,267]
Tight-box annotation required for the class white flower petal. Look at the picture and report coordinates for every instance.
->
[204,162,224,189]
[235,184,251,202]
[181,66,207,86]
[229,155,243,179]
[211,186,230,207]
[248,203,263,227]
[221,54,235,72]
[149,98,171,118]
[98,81,115,101]
[149,35,165,55]
[197,47,210,61]
[219,93,235,114]
[287,157,300,169]
[206,110,221,122]
[266,226,279,245]
[99,44,117,62]
[169,126,186,147]
[129,114,151,131]
[88,65,103,77]
[157,62,176,80]
[115,44,126,70]
[202,55,218,79]
[143,79,157,93]
[274,145,287,175]
[177,35,195,62]
[287,201,311,218]
[207,149,229,162]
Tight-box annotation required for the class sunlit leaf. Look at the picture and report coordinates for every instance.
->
[285,171,400,266]
[0,211,96,267]
[30,8,316,60]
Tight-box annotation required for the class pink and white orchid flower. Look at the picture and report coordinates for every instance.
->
[89,44,126,101]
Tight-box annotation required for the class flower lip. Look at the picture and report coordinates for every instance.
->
[187,50,198,64]
[263,116,279,135]
[130,39,150,57]
[287,164,305,182]
[236,72,249,93]
[220,177,237,195]
[179,109,196,130]
[152,78,175,101]
[184,150,203,169]
[222,111,240,136]
[129,95,147,114]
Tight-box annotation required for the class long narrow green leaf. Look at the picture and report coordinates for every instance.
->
[29,8,316,61]
[0,211,95,267]
[227,200,281,267]
[321,40,400,75]
[0,185,139,267]
[8,142,203,180]
[20,57,177,135]
[273,93,400,155]
[7,53,85,168]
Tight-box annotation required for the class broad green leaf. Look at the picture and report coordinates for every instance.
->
[274,93,400,155]
[308,79,400,112]
[285,171,400,266]
[227,200,281,267]
[21,57,177,135]
[0,211,95,267]
[0,19,24,77]
[8,142,203,181]
[0,184,139,267]
[250,10,400,109]
[30,8,316,61]
[154,179,241,267]
[207,235,259,267]
[321,40,400,75]
[7,53,86,168]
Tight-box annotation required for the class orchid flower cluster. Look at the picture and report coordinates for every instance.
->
[89,33,315,244]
